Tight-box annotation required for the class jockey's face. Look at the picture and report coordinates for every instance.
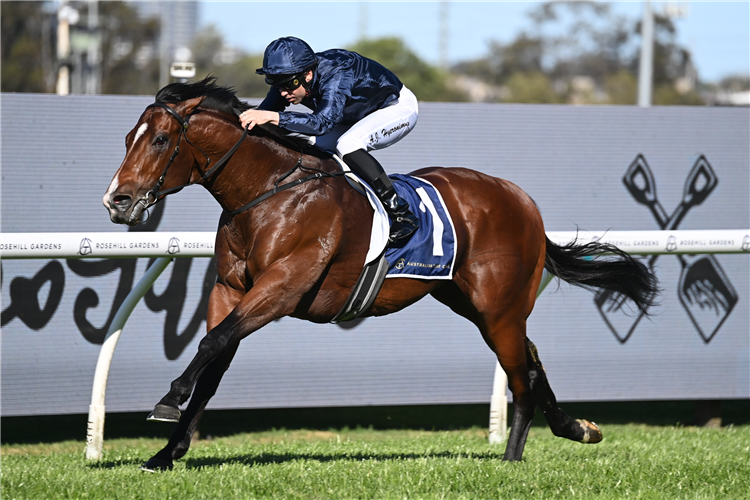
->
[278,71,312,105]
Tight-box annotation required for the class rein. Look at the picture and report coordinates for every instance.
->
[138,102,344,220]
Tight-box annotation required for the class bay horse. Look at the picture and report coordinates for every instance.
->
[103,77,657,470]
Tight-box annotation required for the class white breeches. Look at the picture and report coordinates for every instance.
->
[314,86,419,156]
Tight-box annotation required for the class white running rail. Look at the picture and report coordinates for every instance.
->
[3,229,749,259]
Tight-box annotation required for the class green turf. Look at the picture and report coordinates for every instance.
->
[3,425,749,499]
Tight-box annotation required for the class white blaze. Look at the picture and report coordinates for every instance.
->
[102,176,119,207]
[133,123,148,144]
[103,123,148,208]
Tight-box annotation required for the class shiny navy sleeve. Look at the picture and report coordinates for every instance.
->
[277,69,353,136]
[257,88,289,112]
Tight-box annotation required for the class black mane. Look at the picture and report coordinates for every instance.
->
[155,75,251,115]
[154,75,322,154]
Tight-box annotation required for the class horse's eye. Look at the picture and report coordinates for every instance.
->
[153,135,167,147]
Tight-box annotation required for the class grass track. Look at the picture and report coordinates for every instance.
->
[3,424,749,499]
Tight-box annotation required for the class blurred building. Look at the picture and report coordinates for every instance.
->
[55,0,101,95]
[709,89,750,106]
[132,1,198,87]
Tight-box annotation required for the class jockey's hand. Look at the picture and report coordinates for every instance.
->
[239,109,279,130]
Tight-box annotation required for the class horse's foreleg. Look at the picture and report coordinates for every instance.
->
[143,282,242,472]
[143,339,240,471]
[149,323,234,419]
[526,338,602,444]
[149,261,325,421]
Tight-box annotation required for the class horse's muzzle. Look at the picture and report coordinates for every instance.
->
[106,193,140,225]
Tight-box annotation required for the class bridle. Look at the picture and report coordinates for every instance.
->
[132,101,344,223]
[133,102,249,220]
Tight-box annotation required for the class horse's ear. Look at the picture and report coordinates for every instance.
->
[180,96,205,115]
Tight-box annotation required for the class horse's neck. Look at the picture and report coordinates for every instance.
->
[199,127,310,214]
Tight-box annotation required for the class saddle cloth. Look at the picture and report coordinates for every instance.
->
[385,174,457,279]
[332,156,457,279]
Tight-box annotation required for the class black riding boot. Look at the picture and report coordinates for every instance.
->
[343,149,420,241]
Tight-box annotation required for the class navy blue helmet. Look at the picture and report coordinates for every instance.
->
[256,37,317,88]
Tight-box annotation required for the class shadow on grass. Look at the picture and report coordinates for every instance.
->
[184,449,506,470]
[86,450,508,471]
[88,457,150,469]
[4,400,748,445]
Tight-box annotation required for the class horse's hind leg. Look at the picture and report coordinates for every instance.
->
[526,338,602,444]
[490,320,537,461]
[142,339,240,471]
[431,283,537,461]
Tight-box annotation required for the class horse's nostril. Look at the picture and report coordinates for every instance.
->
[112,195,132,210]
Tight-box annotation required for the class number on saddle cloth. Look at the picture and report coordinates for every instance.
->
[384,175,456,279]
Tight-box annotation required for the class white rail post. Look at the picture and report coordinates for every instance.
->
[489,269,555,444]
[488,364,508,444]
[85,257,173,460]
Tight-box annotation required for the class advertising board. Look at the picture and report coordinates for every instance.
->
[2,94,747,416]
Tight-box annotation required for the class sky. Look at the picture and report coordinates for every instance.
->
[199,1,750,84]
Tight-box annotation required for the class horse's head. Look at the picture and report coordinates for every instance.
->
[104,76,316,225]
[103,96,205,225]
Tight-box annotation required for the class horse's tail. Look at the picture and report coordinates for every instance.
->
[544,236,659,314]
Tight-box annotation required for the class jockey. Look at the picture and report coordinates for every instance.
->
[239,36,420,241]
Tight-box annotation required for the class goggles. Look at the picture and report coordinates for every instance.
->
[265,73,304,92]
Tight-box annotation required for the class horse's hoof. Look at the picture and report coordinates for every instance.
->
[141,456,174,472]
[146,404,181,423]
[577,419,603,443]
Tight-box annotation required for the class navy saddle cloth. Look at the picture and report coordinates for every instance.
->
[385,174,456,279]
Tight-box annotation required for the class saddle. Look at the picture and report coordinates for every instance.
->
[331,158,456,323]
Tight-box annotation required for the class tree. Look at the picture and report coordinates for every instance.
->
[638,13,703,105]
[1,1,161,95]
[1,2,54,92]
[97,2,160,95]
[605,70,637,105]
[347,37,468,102]
[529,1,633,85]
[504,71,563,104]
[455,2,631,103]
[453,1,704,105]
[456,35,546,88]
[191,25,267,98]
